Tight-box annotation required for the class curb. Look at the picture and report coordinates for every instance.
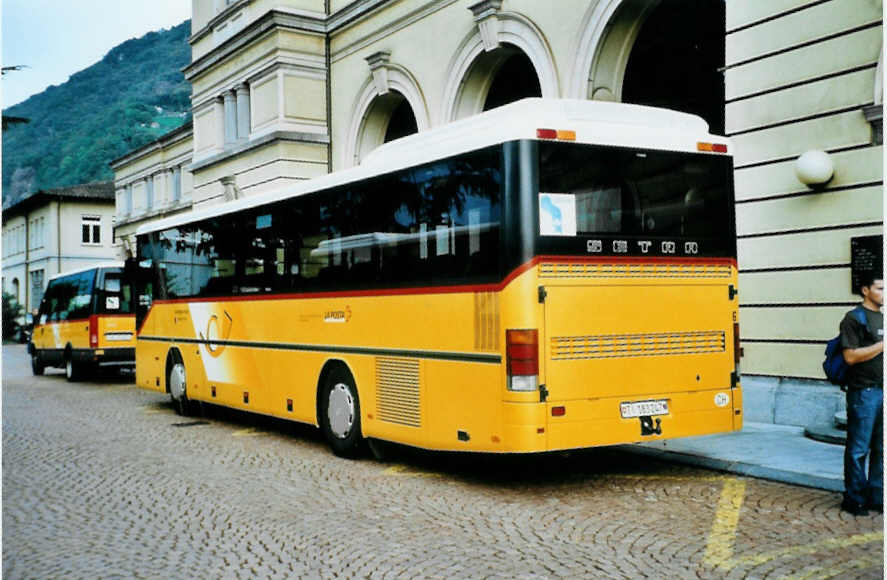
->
[618,444,844,493]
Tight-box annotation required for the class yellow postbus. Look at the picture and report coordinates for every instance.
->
[30,264,136,380]
[132,99,742,457]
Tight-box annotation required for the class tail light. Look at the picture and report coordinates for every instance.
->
[698,141,728,153]
[506,329,538,392]
[89,315,99,348]
[537,128,576,141]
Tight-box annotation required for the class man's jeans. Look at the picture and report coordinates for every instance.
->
[844,387,883,506]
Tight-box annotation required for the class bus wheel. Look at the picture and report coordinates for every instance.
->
[31,354,45,376]
[65,354,81,382]
[168,355,191,416]
[320,368,364,458]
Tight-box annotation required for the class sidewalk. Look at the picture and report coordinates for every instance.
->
[618,421,845,492]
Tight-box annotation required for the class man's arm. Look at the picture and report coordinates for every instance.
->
[843,341,884,365]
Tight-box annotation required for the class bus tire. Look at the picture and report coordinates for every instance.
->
[319,367,364,458]
[65,352,81,382]
[167,351,191,416]
[31,353,45,376]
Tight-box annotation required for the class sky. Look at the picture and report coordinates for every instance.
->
[1,0,192,109]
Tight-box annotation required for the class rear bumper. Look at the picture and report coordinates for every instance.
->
[502,387,742,452]
[72,347,135,368]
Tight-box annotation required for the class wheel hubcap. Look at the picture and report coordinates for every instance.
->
[66,359,72,377]
[327,383,355,439]
[170,363,186,400]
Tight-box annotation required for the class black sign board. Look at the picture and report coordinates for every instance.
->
[851,235,883,293]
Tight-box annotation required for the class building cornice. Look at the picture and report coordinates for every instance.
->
[184,10,327,82]
[185,0,411,82]
[115,200,193,229]
[327,0,393,33]
[189,0,255,45]
[188,130,330,173]
[109,123,194,170]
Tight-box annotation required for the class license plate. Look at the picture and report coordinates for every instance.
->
[620,399,669,418]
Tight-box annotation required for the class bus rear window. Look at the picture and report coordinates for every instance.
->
[537,142,734,256]
[99,273,133,314]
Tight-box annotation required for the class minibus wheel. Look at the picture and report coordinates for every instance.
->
[65,353,81,382]
[320,367,364,458]
[167,351,191,416]
[31,353,45,376]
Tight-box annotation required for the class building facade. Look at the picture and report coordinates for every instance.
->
[2,183,119,313]
[725,1,883,424]
[111,122,195,260]
[114,0,883,426]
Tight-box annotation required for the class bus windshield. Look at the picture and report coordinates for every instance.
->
[536,142,735,258]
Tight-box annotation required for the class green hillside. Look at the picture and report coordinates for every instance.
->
[2,20,192,206]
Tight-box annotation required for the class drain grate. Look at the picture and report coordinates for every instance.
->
[171,421,210,428]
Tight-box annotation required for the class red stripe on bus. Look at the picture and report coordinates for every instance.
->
[147,255,734,307]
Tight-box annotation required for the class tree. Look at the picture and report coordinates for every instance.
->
[2,292,24,340]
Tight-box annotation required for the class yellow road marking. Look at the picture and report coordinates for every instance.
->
[728,531,883,569]
[783,555,884,580]
[611,473,728,482]
[703,477,747,567]
[143,408,167,414]
[383,464,444,478]
[231,428,266,437]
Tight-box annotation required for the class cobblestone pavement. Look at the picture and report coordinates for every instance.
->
[2,344,883,579]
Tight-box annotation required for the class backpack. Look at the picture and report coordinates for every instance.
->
[822,306,869,385]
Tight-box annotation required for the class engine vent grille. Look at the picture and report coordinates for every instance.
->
[474,292,500,351]
[551,330,726,360]
[539,262,732,279]
[376,357,421,427]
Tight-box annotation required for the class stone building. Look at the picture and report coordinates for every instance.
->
[110,122,194,260]
[2,182,118,313]
[113,0,883,426]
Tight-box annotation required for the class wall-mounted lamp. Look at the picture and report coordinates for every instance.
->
[794,150,834,188]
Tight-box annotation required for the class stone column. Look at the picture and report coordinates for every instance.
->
[224,90,237,146]
[236,83,250,142]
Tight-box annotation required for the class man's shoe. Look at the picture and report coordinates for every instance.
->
[866,502,883,514]
[841,497,869,516]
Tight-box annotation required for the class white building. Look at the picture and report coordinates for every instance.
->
[2,182,119,313]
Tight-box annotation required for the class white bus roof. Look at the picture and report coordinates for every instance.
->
[47,262,125,282]
[137,98,729,237]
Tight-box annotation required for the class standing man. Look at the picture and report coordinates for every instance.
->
[840,275,883,516]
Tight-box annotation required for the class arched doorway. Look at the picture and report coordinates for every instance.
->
[621,0,725,134]
[482,49,542,111]
[384,97,419,143]
[450,45,543,120]
[351,90,420,165]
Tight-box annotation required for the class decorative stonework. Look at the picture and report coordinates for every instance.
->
[469,0,504,52]
[365,51,392,95]
[863,104,883,146]
[220,175,242,201]
[441,11,559,123]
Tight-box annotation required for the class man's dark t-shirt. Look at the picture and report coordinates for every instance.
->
[840,306,884,389]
